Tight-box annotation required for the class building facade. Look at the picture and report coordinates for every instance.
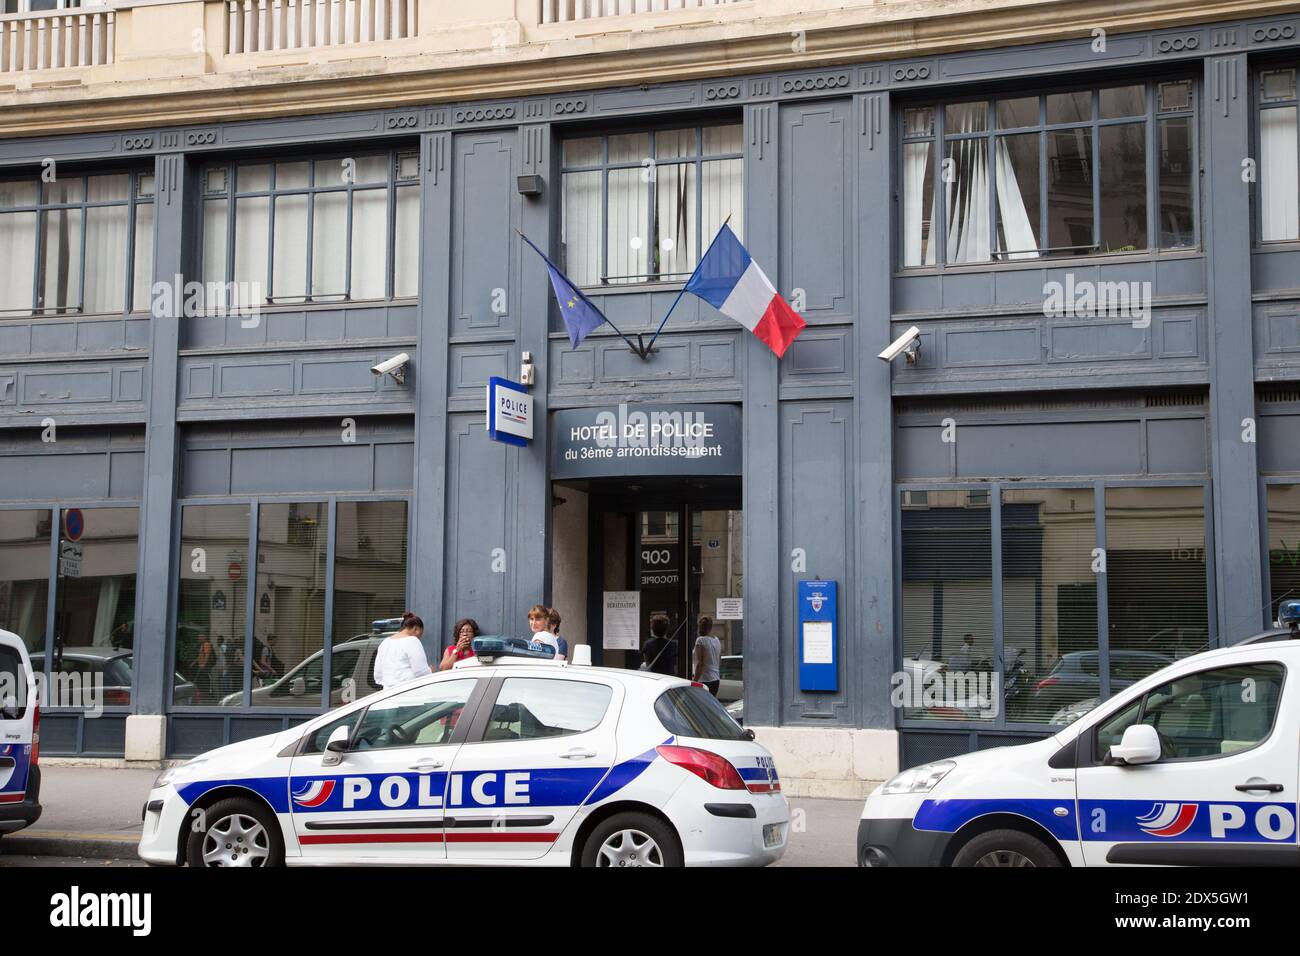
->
[3,0,1300,795]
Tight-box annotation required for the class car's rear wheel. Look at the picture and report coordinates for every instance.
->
[951,829,1060,868]
[580,812,683,868]
[185,797,284,868]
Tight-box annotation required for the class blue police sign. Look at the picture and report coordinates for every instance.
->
[798,580,837,692]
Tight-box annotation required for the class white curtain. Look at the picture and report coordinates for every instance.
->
[92,577,122,648]
[903,143,936,267]
[1261,107,1300,242]
[0,212,37,314]
[562,170,602,287]
[946,135,990,264]
[348,188,387,300]
[994,138,1040,260]
[310,191,348,299]
[83,204,128,314]
[11,584,40,652]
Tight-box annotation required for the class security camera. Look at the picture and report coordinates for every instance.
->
[877,326,922,365]
[371,353,410,385]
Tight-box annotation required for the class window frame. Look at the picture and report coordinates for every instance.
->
[894,478,1216,734]
[1085,660,1288,765]
[461,674,619,745]
[1253,64,1300,246]
[0,168,156,318]
[896,75,1200,272]
[558,120,744,288]
[168,492,413,715]
[198,149,419,308]
[0,500,143,716]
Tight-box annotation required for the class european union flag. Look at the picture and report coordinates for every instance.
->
[520,234,608,348]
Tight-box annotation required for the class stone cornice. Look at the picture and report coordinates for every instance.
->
[2,0,1299,138]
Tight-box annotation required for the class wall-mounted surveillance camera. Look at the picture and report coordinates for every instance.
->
[877,326,922,365]
[371,352,411,385]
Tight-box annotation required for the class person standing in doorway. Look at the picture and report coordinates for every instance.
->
[642,615,677,676]
[372,612,432,689]
[527,604,560,659]
[548,607,568,661]
[692,614,722,696]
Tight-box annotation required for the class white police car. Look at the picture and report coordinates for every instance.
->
[140,637,788,867]
[859,628,1300,867]
[0,628,41,841]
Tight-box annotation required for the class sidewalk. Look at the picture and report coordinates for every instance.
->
[0,766,156,862]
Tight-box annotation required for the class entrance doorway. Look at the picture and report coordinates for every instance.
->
[550,477,742,699]
[583,479,742,694]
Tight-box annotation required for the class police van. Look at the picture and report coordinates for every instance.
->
[858,618,1300,867]
[140,636,788,867]
[0,628,41,841]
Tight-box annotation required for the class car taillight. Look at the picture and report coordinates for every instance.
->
[656,745,746,790]
[103,689,131,706]
[1035,676,1059,693]
[31,701,39,766]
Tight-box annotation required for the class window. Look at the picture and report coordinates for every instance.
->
[353,678,476,750]
[300,710,361,756]
[200,152,419,307]
[1094,663,1285,761]
[1258,68,1300,242]
[0,171,155,316]
[173,497,409,710]
[560,124,744,286]
[0,510,51,655]
[484,678,612,741]
[0,644,28,719]
[655,685,747,740]
[2,1,83,14]
[898,483,1212,728]
[900,79,1197,267]
[1266,483,1300,620]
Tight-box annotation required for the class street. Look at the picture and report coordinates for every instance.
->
[0,765,860,867]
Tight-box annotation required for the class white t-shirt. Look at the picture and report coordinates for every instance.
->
[694,634,722,683]
[528,631,560,659]
[372,634,431,688]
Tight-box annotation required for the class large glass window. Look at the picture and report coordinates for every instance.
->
[898,484,1212,729]
[560,124,743,286]
[176,504,250,706]
[173,498,408,710]
[1266,483,1300,620]
[200,151,420,307]
[900,79,1197,267]
[0,171,155,316]
[0,509,52,654]
[1258,68,1300,242]
[899,490,994,722]
[1002,489,1097,724]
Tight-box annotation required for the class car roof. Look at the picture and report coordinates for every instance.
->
[31,646,128,661]
[1233,627,1298,646]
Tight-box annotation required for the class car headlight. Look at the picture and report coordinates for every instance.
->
[153,758,205,789]
[880,760,956,795]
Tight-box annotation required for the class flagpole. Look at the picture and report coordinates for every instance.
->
[644,214,731,355]
[517,229,645,357]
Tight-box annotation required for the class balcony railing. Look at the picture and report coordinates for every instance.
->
[226,0,416,54]
[0,9,114,73]
[539,0,741,25]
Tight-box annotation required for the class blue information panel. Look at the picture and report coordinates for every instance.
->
[797,580,838,692]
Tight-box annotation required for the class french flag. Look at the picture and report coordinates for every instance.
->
[683,224,806,358]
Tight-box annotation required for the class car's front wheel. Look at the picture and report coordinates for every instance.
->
[185,797,284,868]
[951,828,1061,868]
[580,812,683,868]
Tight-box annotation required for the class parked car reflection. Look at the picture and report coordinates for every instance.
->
[32,647,198,707]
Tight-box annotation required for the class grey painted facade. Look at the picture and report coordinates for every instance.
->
[4,13,1300,763]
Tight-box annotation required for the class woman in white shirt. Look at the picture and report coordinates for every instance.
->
[372,613,432,689]
[692,615,723,696]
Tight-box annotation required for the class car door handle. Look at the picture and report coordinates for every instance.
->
[409,759,444,772]
[1235,781,1284,793]
[559,748,597,760]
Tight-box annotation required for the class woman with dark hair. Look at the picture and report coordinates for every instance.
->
[371,612,431,689]
[439,618,480,671]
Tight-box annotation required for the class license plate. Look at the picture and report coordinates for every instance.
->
[763,823,784,849]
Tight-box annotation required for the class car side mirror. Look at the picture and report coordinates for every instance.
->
[1108,723,1162,766]
[322,725,351,766]
[742,728,756,742]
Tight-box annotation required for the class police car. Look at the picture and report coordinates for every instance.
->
[139,636,788,867]
[0,628,41,841]
[859,616,1300,867]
